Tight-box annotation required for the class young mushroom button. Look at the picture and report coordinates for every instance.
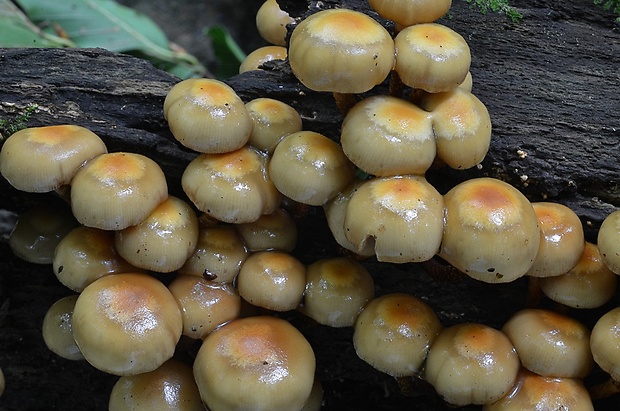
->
[368,0,452,28]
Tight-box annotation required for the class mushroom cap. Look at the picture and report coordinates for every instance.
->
[343,175,444,263]
[368,0,452,27]
[527,202,585,277]
[71,273,182,376]
[164,78,253,153]
[53,226,138,292]
[394,23,471,93]
[245,97,303,154]
[0,124,107,192]
[182,146,281,223]
[178,225,249,283]
[9,202,79,265]
[70,152,168,230]
[482,368,594,411]
[193,316,316,411]
[268,131,356,206]
[235,208,297,252]
[353,293,442,377]
[42,294,84,361]
[237,250,306,311]
[168,275,241,339]
[288,9,395,93]
[590,307,620,381]
[303,257,375,327]
[597,209,620,274]
[502,308,593,378]
[109,359,203,411]
[439,177,540,283]
[418,88,492,170]
[239,45,288,73]
[424,323,520,406]
[340,95,436,176]
[539,242,617,309]
[114,196,200,273]
[256,0,294,46]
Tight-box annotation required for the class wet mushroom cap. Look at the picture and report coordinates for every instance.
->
[288,8,395,93]
[256,0,294,46]
[597,209,620,274]
[42,294,84,361]
[0,124,107,192]
[368,0,452,27]
[239,45,288,74]
[70,152,168,230]
[235,208,298,252]
[245,98,303,154]
[193,316,315,411]
[590,306,620,382]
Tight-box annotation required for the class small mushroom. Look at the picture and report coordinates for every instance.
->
[368,0,452,28]
[255,0,294,46]
[42,294,84,361]
[235,208,297,252]
[597,209,620,274]
[589,307,620,399]
[239,45,288,74]
[245,97,303,154]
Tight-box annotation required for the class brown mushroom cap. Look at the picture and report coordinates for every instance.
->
[256,0,294,46]
[343,175,444,263]
[114,196,199,273]
[235,208,297,252]
[70,152,168,230]
[368,0,452,27]
[590,307,620,382]
[502,308,593,378]
[245,97,303,154]
[42,294,84,361]
[440,177,540,283]
[288,8,395,93]
[193,316,316,410]
[71,273,182,376]
[239,45,288,74]
[394,23,471,93]
[0,124,107,192]
[108,359,203,411]
[598,209,620,274]
[354,293,442,377]
[303,257,375,328]
[424,322,520,406]
[340,95,436,176]
[163,78,253,153]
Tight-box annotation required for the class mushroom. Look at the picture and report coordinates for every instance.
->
[114,196,200,273]
[0,124,107,193]
[268,131,356,206]
[539,242,617,309]
[70,152,168,230]
[182,145,281,223]
[238,45,288,74]
[193,316,316,410]
[109,359,203,411]
[245,97,303,154]
[589,307,620,399]
[9,202,79,264]
[288,8,395,112]
[502,308,593,378]
[440,177,540,283]
[168,275,241,340]
[303,257,375,327]
[597,209,620,274]
[340,95,436,176]
[394,23,471,93]
[235,208,298,252]
[42,294,84,361]
[178,225,249,283]
[71,272,182,376]
[343,175,444,263]
[255,0,294,46]
[368,0,452,28]
[0,366,4,398]
[424,322,520,406]
[163,78,253,153]
[236,250,306,311]
[53,226,139,292]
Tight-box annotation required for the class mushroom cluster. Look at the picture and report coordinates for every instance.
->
[1,0,619,409]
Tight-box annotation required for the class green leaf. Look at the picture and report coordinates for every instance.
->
[0,0,73,47]
[205,25,247,79]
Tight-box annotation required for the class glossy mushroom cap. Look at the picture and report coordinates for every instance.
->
[70,152,168,230]
[164,78,253,153]
[239,45,288,73]
[42,294,84,361]
[193,316,316,411]
[340,95,436,176]
[0,124,107,192]
[368,0,452,27]
[114,196,200,273]
[424,323,520,406]
[527,202,585,277]
[182,146,281,223]
[440,177,540,283]
[303,257,375,328]
[590,307,620,382]
[256,0,294,46]
[71,273,182,376]
[344,175,444,263]
[394,23,471,93]
[235,208,297,252]
[109,359,203,411]
[598,209,620,274]
[354,293,442,377]
[502,308,593,378]
[288,8,395,93]
[268,131,356,206]
[245,98,303,154]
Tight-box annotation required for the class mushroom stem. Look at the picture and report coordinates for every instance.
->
[588,377,620,400]
[420,256,465,282]
[333,92,357,115]
[525,276,542,307]
[388,71,404,98]
[396,376,415,397]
